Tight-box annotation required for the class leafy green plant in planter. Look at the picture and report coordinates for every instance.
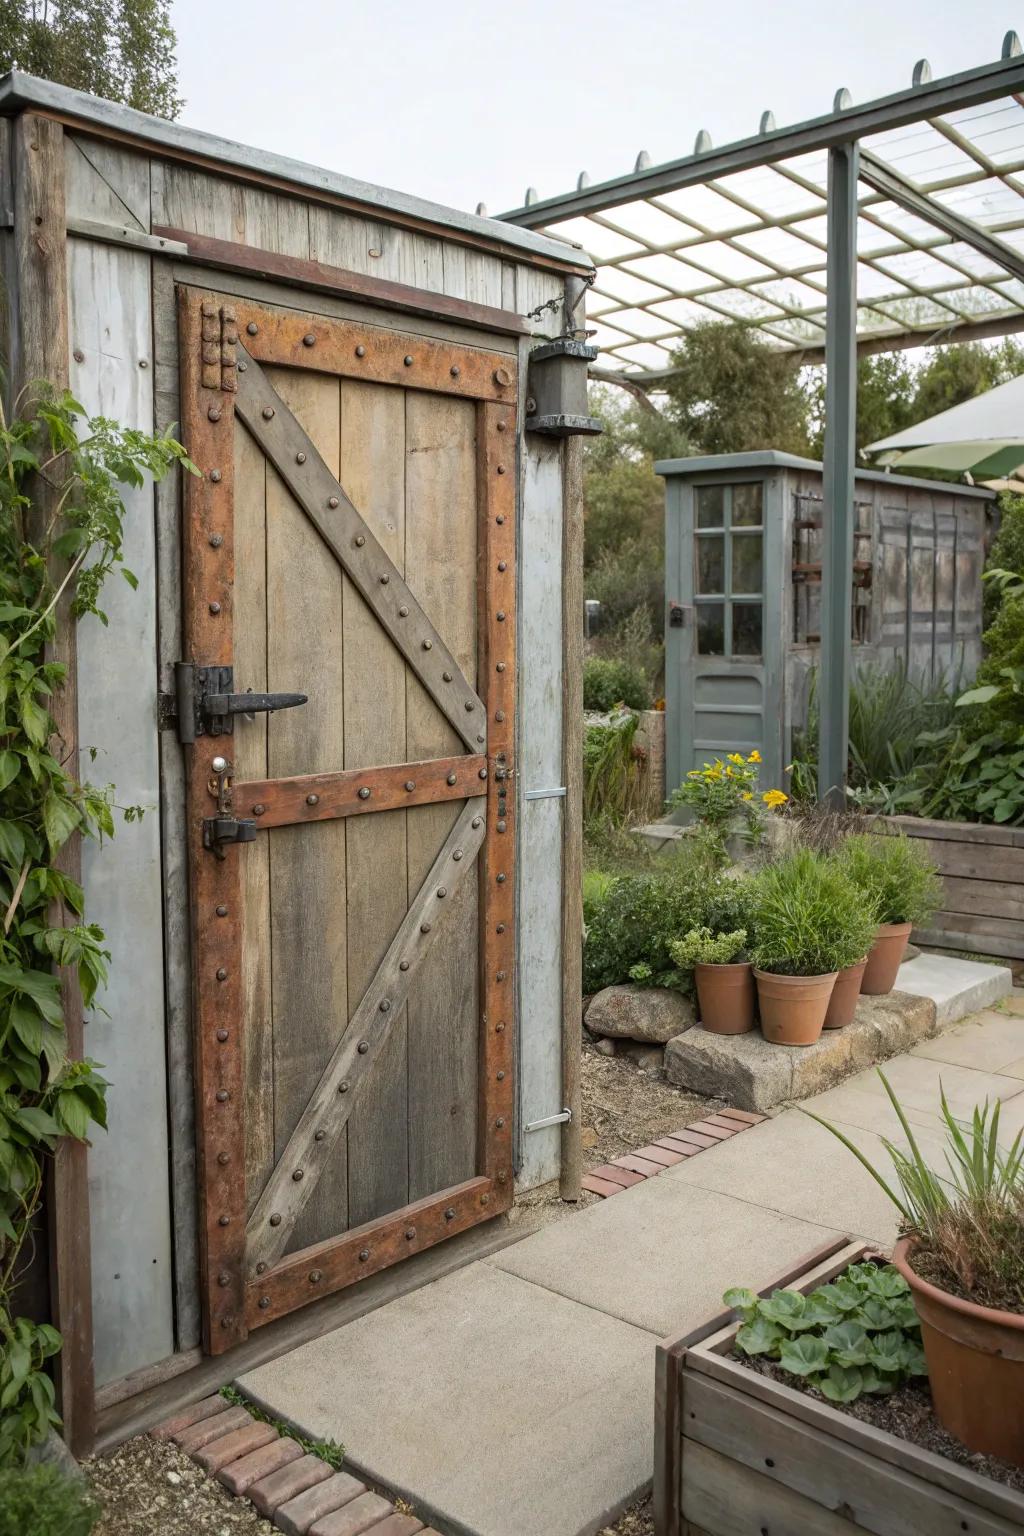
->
[837,833,942,995]
[0,385,191,1464]
[748,850,878,1045]
[724,1260,926,1404]
[669,927,747,968]
[671,924,754,1035]
[0,1462,99,1536]
[805,1072,1024,1465]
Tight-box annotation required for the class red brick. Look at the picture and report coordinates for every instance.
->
[151,1394,227,1441]
[195,1420,277,1473]
[175,1404,251,1452]
[588,1164,644,1187]
[655,1137,701,1157]
[665,1128,717,1150]
[716,1107,765,1125]
[581,1174,626,1197]
[698,1115,741,1135]
[275,1471,366,1536]
[632,1144,687,1167]
[219,1437,303,1495]
[249,1454,334,1518]
[309,1492,394,1535]
[366,1517,424,1535]
[685,1120,733,1141]
[611,1153,663,1177]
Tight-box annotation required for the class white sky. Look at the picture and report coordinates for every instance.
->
[170,0,1019,219]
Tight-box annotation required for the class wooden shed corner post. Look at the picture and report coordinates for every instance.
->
[11,109,97,1455]
[560,429,584,1201]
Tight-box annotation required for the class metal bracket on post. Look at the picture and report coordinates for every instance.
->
[524,1108,573,1133]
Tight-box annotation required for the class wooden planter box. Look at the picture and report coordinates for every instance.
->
[654,1237,1024,1536]
[873,814,1024,962]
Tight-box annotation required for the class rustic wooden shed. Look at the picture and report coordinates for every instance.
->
[0,71,592,1454]
[658,451,995,795]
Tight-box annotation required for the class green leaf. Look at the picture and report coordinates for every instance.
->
[0,749,19,794]
[818,1363,863,1403]
[734,1317,783,1357]
[723,1287,758,1317]
[55,1090,91,1140]
[956,684,1000,707]
[19,693,50,747]
[42,789,81,852]
[0,821,26,869]
[9,1000,42,1055]
[758,1290,809,1328]
[778,1334,830,1377]
[856,1298,900,1332]
[815,1279,865,1313]
[821,1321,870,1367]
[866,1329,905,1374]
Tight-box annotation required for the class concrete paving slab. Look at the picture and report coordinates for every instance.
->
[893,953,1011,1025]
[239,1261,657,1536]
[488,1172,837,1336]
[911,1010,1024,1072]
[823,1052,1024,1117]
[660,1110,934,1247]
[1004,1057,1024,1080]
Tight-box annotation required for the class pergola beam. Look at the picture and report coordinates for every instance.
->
[500,53,1024,227]
[858,148,1024,287]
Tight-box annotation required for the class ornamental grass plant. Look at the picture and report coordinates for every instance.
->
[837,832,943,927]
[748,848,878,978]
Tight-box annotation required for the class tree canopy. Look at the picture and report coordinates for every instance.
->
[0,0,182,118]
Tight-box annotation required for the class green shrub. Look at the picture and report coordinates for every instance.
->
[837,833,942,926]
[582,838,727,993]
[724,1260,925,1403]
[669,926,747,968]
[984,494,1024,626]
[582,656,651,713]
[0,1464,99,1536]
[749,849,878,976]
[583,712,652,825]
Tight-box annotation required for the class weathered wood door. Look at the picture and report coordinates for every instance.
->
[178,287,516,1353]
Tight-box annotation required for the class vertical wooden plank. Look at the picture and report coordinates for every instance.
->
[232,424,273,1212]
[241,189,310,258]
[70,238,175,1384]
[160,165,244,241]
[340,380,410,1227]
[478,401,516,1204]
[0,120,16,396]
[308,207,403,281]
[152,258,201,1352]
[178,285,246,1355]
[12,110,95,1451]
[560,432,584,1201]
[263,367,348,1251]
[64,136,150,232]
[405,392,480,1201]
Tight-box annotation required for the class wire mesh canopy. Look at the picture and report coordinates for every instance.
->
[498,35,1024,379]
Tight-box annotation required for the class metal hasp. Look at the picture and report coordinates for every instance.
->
[202,816,258,859]
[174,661,308,743]
[526,339,602,437]
[818,142,860,808]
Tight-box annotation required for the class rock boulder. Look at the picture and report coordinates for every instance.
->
[585,985,695,1045]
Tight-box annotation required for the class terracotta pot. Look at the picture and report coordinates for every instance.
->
[753,969,837,1046]
[694,961,756,1035]
[860,921,912,995]
[823,956,868,1030]
[893,1237,1024,1468]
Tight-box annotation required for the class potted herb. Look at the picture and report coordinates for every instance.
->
[669,926,754,1034]
[837,833,942,994]
[748,850,877,1046]
[806,1072,1024,1467]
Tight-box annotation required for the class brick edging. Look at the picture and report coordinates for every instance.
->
[580,1107,765,1198]
[151,1396,437,1535]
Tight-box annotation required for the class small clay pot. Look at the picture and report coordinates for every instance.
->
[694,961,756,1035]
[753,969,837,1046]
[861,921,913,995]
[823,956,868,1029]
[893,1237,1024,1468]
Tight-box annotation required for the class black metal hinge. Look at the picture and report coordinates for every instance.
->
[162,663,307,744]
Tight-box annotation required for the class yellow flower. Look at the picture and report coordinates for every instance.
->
[762,789,788,808]
[727,753,745,765]
[747,750,762,764]
[741,791,753,801]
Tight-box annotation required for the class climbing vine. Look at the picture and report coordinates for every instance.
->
[0,382,192,1464]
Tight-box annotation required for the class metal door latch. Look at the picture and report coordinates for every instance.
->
[203,815,257,858]
[669,602,692,628]
[171,663,308,743]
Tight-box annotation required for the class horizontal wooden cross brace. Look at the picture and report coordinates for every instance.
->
[233,754,486,828]
[245,798,487,1271]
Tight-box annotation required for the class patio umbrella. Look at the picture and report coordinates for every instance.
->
[863,371,1024,478]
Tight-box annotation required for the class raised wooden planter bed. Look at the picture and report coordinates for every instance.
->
[873,814,1024,962]
[654,1236,1024,1536]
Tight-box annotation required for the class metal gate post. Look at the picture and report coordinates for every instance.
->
[818,141,860,807]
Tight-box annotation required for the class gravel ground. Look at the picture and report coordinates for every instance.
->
[599,1495,654,1535]
[511,1040,723,1229]
[88,1433,279,1535]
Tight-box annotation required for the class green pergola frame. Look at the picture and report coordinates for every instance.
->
[499,32,1024,803]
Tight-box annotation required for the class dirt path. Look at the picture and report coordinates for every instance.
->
[88,1433,277,1536]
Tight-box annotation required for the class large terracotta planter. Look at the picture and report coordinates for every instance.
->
[861,920,912,995]
[823,956,868,1029]
[694,961,755,1034]
[893,1236,1024,1468]
[753,969,837,1046]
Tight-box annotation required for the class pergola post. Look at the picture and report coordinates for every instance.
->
[818,141,860,807]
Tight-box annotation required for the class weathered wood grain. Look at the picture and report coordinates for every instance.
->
[235,755,486,829]
[65,134,149,231]
[245,801,487,1270]
[232,347,487,750]
[560,431,585,1200]
[682,1440,858,1536]
[13,110,95,1452]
